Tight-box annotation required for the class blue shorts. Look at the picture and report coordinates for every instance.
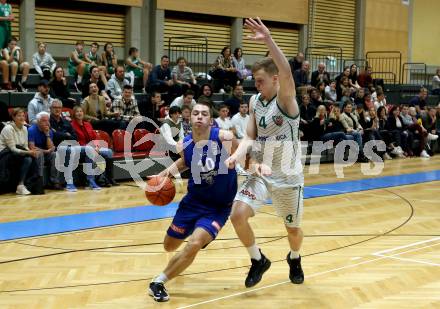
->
[167,200,232,240]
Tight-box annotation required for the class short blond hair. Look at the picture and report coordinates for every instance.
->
[252,57,278,76]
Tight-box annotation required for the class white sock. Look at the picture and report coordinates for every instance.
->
[246,244,262,260]
[153,273,168,283]
[290,250,300,259]
[11,76,16,82]
[77,76,82,83]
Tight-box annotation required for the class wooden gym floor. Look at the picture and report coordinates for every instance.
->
[0,157,439,308]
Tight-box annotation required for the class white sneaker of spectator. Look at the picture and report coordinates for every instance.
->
[219,88,225,94]
[16,184,31,195]
[420,150,431,158]
[391,146,403,156]
[427,133,439,142]
[383,152,392,160]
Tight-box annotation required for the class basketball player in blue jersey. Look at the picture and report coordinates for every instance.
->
[148,101,238,302]
[226,18,305,287]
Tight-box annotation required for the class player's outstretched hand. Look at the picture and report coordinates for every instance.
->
[245,17,271,42]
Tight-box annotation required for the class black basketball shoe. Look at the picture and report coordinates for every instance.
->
[149,282,169,302]
[286,253,304,284]
[245,251,271,288]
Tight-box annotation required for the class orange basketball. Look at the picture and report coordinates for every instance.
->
[145,176,176,206]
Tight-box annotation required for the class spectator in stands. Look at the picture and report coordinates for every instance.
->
[210,46,238,93]
[49,99,77,147]
[148,55,174,94]
[360,106,382,142]
[125,47,152,92]
[170,89,196,109]
[348,64,360,89]
[28,79,54,124]
[101,42,117,78]
[325,81,337,104]
[49,66,77,109]
[299,94,315,141]
[325,106,354,144]
[232,47,250,81]
[111,85,141,128]
[316,81,326,101]
[231,101,249,140]
[374,90,387,110]
[28,111,63,189]
[311,63,330,88]
[224,83,244,116]
[335,66,350,85]
[309,87,323,108]
[141,90,164,119]
[432,68,440,95]
[0,0,13,50]
[82,82,121,134]
[85,42,100,66]
[401,105,430,158]
[82,65,110,105]
[70,105,115,190]
[4,36,29,91]
[409,87,428,113]
[33,41,56,81]
[363,93,374,110]
[386,105,411,157]
[310,105,329,141]
[171,56,198,96]
[289,52,304,76]
[160,105,183,161]
[337,76,352,101]
[215,104,235,134]
[0,108,38,195]
[353,87,365,106]
[422,107,439,144]
[180,105,192,137]
[358,66,373,88]
[294,60,310,88]
[0,47,9,90]
[197,83,214,106]
[107,65,130,99]
[68,41,92,90]
[340,101,366,160]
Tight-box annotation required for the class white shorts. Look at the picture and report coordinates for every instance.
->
[234,176,304,228]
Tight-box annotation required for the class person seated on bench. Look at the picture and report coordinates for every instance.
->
[4,36,30,91]
[32,41,56,81]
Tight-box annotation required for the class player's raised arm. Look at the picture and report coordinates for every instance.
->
[245,17,298,118]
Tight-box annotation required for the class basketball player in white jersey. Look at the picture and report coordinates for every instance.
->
[226,17,304,287]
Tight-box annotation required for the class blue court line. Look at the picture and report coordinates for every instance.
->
[1,170,440,241]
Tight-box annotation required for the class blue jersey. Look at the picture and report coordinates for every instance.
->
[182,127,237,209]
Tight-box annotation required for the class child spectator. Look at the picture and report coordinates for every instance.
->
[4,36,29,91]
[33,41,56,81]
[215,104,235,134]
[125,47,152,92]
[180,105,192,137]
[231,101,249,140]
[68,41,91,90]
[232,47,250,81]
[101,42,117,78]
